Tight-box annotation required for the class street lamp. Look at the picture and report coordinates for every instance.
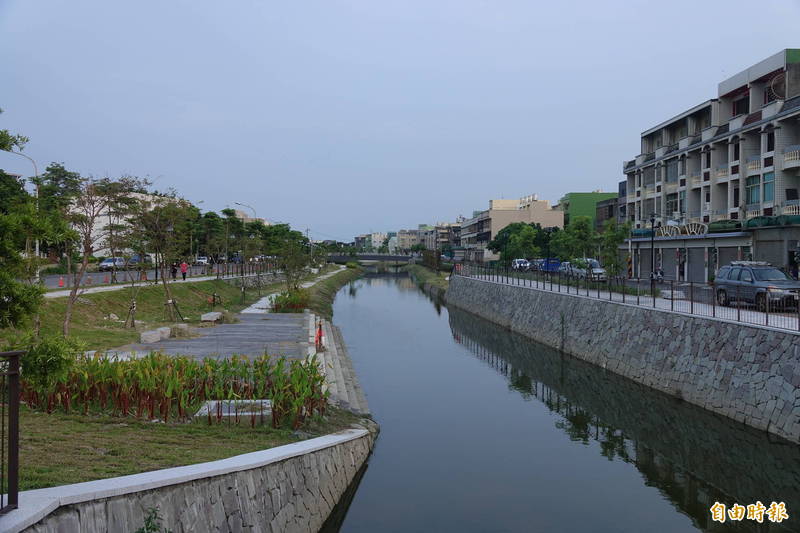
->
[649,213,658,289]
[235,202,258,285]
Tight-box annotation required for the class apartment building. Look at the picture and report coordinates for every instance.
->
[420,222,461,251]
[622,49,800,281]
[460,194,564,262]
[397,229,420,251]
[595,182,629,232]
[558,191,618,226]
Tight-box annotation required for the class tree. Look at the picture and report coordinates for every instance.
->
[500,225,540,264]
[0,170,28,213]
[599,219,631,276]
[0,197,44,329]
[410,243,426,253]
[488,222,529,254]
[276,236,310,292]
[63,176,144,335]
[136,192,194,319]
[0,108,28,152]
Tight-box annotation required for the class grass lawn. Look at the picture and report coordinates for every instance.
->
[405,264,450,291]
[2,267,338,351]
[19,406,362,491]
[307,267,364,319]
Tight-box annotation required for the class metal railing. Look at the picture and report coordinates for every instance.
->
[454,264,800,333]
[0,351,21,515]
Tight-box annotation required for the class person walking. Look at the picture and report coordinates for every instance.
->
[180,260,189,281]
[170,262,178,280]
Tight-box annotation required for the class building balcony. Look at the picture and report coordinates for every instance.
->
[780,200,800,216]
[702,202,712,214]
[746,204,762,218]
[690,174,702,188]
[626,194,636,203]
[784,145,800,170]
[715,166,729,179]
[746,156,762,174]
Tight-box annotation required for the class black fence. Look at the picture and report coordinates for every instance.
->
[454,263,800,333]
[0,351,21,514]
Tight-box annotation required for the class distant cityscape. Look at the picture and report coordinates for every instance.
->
[352,49,800,283]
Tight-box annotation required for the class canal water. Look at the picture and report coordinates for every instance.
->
[326,274,800,533]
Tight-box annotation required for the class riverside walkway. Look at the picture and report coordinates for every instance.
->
[457,268,800,333]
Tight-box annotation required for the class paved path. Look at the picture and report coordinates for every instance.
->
[464,273,800,332]
[114,314,309,360]
[105,266,346,360]
[240,266,346,313]
[43,273,261,299]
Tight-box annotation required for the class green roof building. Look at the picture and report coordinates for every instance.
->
[558,191,618,226]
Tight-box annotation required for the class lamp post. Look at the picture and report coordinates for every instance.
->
[235,202,258,284]
[649,213,657,291]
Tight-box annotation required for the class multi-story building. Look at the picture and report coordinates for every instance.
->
[622,49,800,281]
[558,191,618,227]
[397,229,420,251]
[460,194,564,262]
[595,182,629,232]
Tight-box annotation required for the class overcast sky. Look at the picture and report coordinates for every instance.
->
[1,1,799,240]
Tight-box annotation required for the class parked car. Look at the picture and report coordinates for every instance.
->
[571,258,607,281]
[195,256,210,265]
[98,257,126,272]
[512,258,530,271]
[539,258,561,273]
[715,261,800,310]
[127,254,152,267]
[558,262,572,275]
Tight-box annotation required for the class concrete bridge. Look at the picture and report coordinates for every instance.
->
[327,253,413,264]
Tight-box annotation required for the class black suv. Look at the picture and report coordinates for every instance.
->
[715,261,800,310]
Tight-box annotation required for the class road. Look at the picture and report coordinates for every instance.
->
[40,264,271,289]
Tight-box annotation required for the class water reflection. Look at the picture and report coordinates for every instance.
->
[448,306,800,532]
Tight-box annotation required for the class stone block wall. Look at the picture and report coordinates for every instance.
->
[446,275,800,443]
[21,428,375,533]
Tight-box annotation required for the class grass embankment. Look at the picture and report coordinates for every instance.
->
[405,264,450,292]
[307,266,364,318]
[0,279,277,351]
[19,406,360,490]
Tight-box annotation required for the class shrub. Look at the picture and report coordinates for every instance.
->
[270,289,310,313]
[346,261,359,269]
[18,334,85,413]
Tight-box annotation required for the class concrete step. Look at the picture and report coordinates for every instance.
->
[331,325,370,417]
[322,320,350,408]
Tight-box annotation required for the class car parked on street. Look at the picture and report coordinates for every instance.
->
[558,262,572,276]
[570,258,607,281]
[715,261,800,310]
[127,254,152,267]
[512,258,530,271]
[195,256,210,265]
[98,257,126,272]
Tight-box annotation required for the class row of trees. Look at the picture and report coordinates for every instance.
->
[1,110,316,337]
[487,217,631,275]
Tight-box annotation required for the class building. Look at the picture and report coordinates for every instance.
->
[397,229,420,251]
[558,191,618,227]
[595,197,618,232]
[460,194,564,262]
[353,232,387,251]
[232,209,269,225]
[621,49,800,281]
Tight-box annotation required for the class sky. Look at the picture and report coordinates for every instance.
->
[1,1,799,241]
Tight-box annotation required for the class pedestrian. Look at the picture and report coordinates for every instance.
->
[171,262,178,280]
[180,260,189,281]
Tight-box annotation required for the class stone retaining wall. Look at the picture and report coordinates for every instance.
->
[446,275,800,443]
[7,426,376,533]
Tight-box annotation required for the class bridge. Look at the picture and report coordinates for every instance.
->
[327,253,413,264]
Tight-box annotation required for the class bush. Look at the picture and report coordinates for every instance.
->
[270,289,310,313]
[346,261,359,269]
[18,335,85,412]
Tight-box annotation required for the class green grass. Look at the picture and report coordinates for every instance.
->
[307,267,364,318]
[405,264,450,291]
[19,406,361,490]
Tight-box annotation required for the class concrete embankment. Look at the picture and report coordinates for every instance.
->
[405,264,448,302]
[11,427,376,533]
[446,275,800,443]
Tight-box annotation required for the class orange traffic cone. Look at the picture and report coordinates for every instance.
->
[58,276,64,288]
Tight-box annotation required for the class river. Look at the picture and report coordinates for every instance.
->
[323,274,800,532]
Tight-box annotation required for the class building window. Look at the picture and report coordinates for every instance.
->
[666,193,678,217]
[746,176,761,205]
[766,131,775,152]
[763,172,774,203]
[733,96,749,116]
[703,151,711,168]
[666,160,678,182]
[733,142,740,161]
[679,190,686,214]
